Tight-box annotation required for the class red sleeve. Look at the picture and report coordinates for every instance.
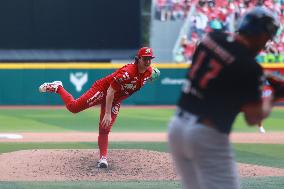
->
[148,66,153,77]
[142,67,153,84]
[110,66,131,91]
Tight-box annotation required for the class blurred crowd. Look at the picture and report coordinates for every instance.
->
[155,0,191,21]
[155,0,284,63]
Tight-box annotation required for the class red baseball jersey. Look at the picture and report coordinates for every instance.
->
[95,63,152,102]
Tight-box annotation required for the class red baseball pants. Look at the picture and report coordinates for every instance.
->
[57,85,120,158]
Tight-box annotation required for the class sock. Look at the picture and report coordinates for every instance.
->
[57,86,75,105]
[57,86,81,113]
[98,133,108,158]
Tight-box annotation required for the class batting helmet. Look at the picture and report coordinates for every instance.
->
[237,6,280,39]
[137,47,155,59]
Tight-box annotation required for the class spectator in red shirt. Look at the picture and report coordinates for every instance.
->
[38,47,160,168]
[181,34,198,62]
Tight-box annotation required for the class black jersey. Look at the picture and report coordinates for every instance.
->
[178,31,264,134]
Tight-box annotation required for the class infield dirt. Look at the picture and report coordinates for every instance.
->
[1,149,284,181]
[0,132,284,181]
[0,132,284,143]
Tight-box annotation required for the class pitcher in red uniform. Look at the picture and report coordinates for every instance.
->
[39,47,160,168]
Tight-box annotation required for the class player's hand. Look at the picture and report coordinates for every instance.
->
[101,113,112,128]
[148,67,160,82]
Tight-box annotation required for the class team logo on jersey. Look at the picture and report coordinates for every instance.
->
[116,78,124,83]
[145,48,151,54]
[124,83,137,90]
[87,91,104,106]
[115,72,130,84]
[70,72,88,92]
[122,72,130,80]
[143,77,151,84]
[111,103,121,115]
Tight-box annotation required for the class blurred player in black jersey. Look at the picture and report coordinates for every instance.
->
[168,7,280,189]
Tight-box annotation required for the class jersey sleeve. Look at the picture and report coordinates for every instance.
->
[110,66,131,91]
[240,62,263,104]
[223,58,263,107]
[145,66,153,82]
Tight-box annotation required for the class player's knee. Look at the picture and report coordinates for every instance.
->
[66,104,80,114]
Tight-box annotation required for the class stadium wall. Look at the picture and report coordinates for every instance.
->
[0,63,282,105]
[0,63,187,105]
[0,1,141,62]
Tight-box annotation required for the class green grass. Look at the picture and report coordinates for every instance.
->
[0,178,283,189]
[233,108,284,132]
[0,107,284,133]
[1,178,284,189]
[0,142,168,154]
[0,181,182,189]
[0,108,173,132]
[234,144,284,168]
[241,177,284,189]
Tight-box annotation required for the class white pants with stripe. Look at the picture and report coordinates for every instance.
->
[168,109,240,189]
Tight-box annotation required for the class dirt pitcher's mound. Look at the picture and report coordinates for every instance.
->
[0,149,178,181]
[1,149,284,181]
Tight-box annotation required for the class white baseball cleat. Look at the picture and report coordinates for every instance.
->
[258,126,266,134]
[97,156,108,168]
[39,81,63,93]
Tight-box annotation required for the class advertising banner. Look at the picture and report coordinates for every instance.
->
[0,63,282,105]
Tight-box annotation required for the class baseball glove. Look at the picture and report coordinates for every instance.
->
[265,71,284,98]
[151,67,161,81]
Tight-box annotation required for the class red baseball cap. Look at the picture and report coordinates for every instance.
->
[137,47,155,58]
